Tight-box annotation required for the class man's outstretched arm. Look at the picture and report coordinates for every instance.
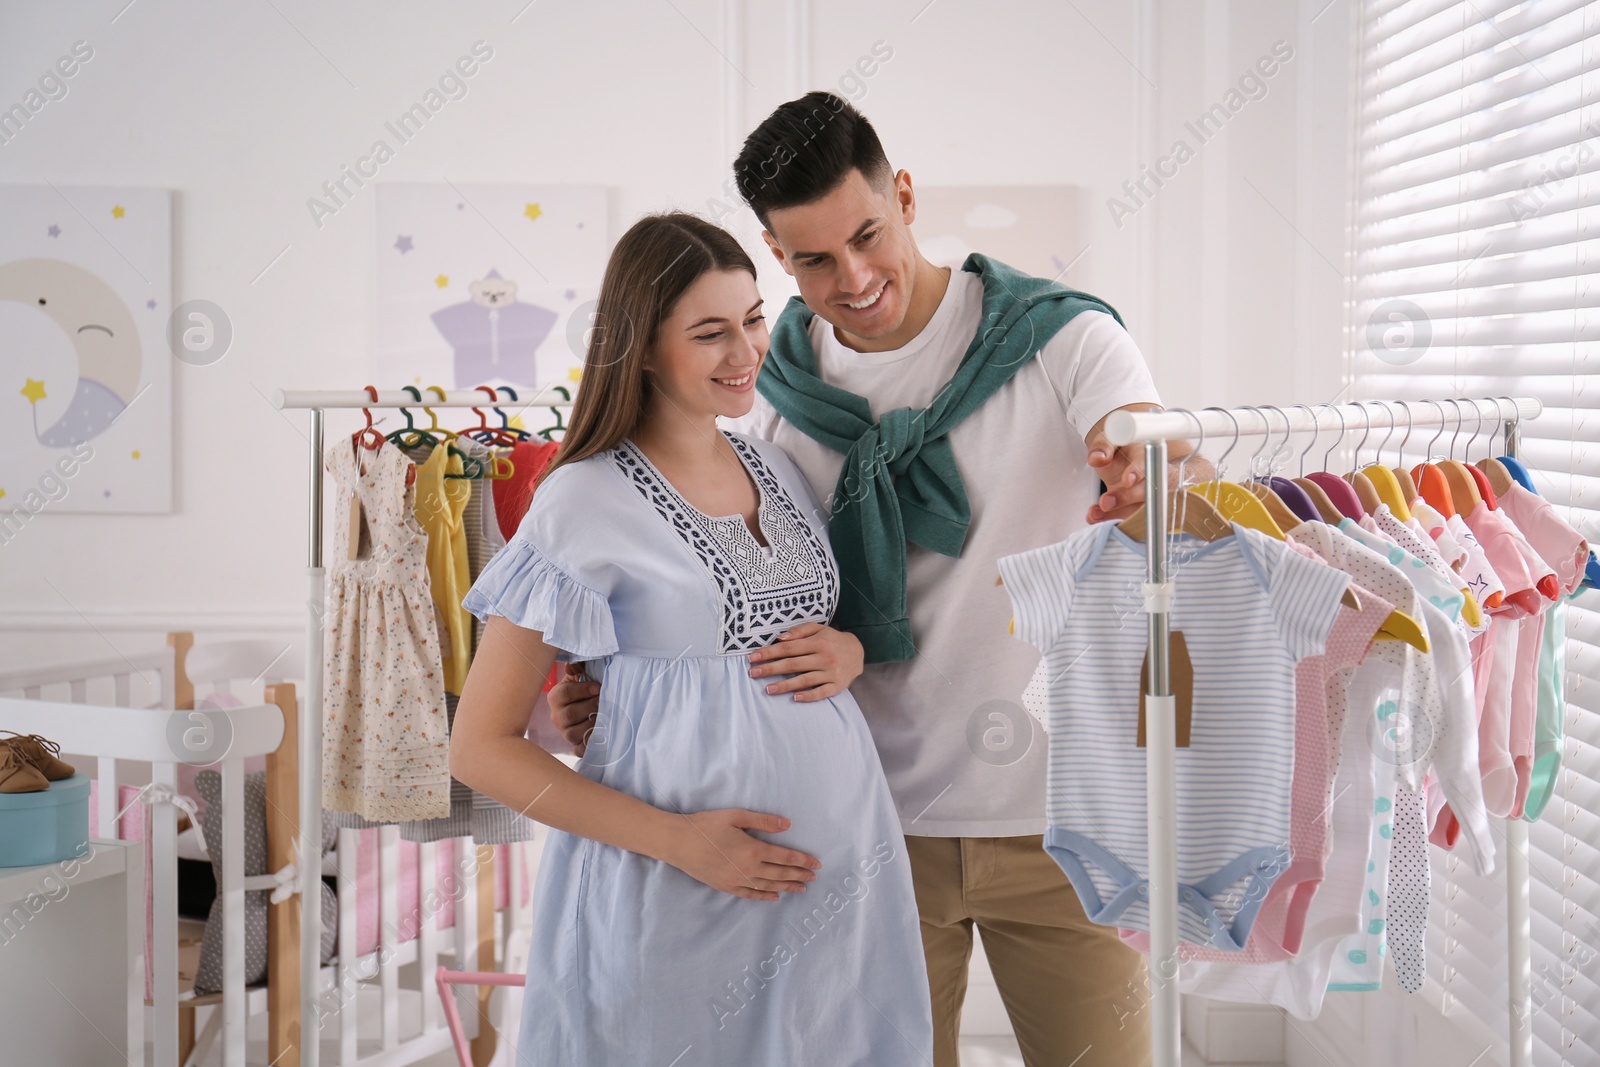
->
[1084,402,1217,524]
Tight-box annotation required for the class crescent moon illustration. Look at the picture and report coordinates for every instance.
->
[0,257,142,447]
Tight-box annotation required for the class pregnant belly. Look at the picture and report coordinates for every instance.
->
[578,654,889,843]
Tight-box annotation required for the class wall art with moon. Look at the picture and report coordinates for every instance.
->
[0,184,173,515]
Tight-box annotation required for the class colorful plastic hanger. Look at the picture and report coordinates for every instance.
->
[1269,476,1321,525]
[1307,472,1365,520]
[1364,465,1412,520]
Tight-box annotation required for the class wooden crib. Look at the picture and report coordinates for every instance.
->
[0,632,538,1067]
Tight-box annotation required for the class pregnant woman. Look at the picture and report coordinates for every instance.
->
[450,212,932,1065]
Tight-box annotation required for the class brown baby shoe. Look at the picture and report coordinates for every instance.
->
[1,733,76,781]
[0,744,49,794]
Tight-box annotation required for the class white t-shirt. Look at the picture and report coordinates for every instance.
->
[726,266,1161,837]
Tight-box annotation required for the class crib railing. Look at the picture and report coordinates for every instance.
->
[0,634,538,1067]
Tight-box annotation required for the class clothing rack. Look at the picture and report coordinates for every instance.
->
[1103,396,1543,1067]
[271,385,575,1067]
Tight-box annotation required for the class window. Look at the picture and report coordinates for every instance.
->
[1350,1,1600,1062]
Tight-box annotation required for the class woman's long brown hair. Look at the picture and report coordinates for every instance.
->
[542,212,758,478]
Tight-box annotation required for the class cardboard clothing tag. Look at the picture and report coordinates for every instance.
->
[1137,630,1193,748]
[346,491,369,561]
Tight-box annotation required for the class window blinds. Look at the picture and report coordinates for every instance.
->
[1350,2,1600,1063]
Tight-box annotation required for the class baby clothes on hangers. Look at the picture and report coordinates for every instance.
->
[1122,577,1394,961]
[1525,592,1574,821]
[492,439,560,542]
[1289,519,1492,994]
[1435,509,1506,611]
[1498,484,1582,810]
[1183,657,1401,1017]
[1362,506,1482,635]
[1405,502,1467,572]
[1322,660,1404,998]
[459,435,508,653]
[409,441,475,694]
[1428,506,1543,832]
[1499,483,1591,593]
[1494,463,1591,823]
[999,521,1351,950]
[1463,504,1550,617]
[322,437,452,822]
[1336,518,1468,631]
[399,434,538,846]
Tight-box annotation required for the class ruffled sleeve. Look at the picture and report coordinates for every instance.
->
[461,536,619,660]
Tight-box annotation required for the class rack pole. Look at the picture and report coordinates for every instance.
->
[1503,415,1534,1067]
[1142,438,1182,1067]
[301,409,325,1067]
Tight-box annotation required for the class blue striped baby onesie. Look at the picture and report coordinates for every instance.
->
[998,521,1351,949]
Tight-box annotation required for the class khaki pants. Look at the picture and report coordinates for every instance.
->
[906,834,1152,1067]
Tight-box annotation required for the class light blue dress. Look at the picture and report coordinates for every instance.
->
[463,429,933,1066]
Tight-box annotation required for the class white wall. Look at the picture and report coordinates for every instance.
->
[0,0,1355,662]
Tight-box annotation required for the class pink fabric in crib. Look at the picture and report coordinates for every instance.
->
[350,836,533,957]
[88,781,152,1001]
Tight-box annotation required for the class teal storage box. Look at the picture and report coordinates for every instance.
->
[0,773,90,868]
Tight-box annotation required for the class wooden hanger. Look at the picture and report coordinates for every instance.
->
[1476,457,1515,498]
[1247,481,1304,533]
[1391,464,1420,507]
[1349,470,1382,515]
[1465,464,1498,510]
[1117,488,1234,543]
[1363,466,1412,521]
[1293,477,1343,523]
[1440,459,1484,513]
[1193,480,1286,539]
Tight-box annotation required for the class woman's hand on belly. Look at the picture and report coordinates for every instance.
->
[663,809,822,901]
[747,622,864,702]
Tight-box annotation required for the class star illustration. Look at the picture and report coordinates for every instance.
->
[47,224,60,237]
[132,450,142,459]
[523,202,543,222]
[434,274,449,288]
[567,366,583,383]
[395,234,414,254]
[147,299,157,309]
[111,205,126,219]
[20,378,47,403]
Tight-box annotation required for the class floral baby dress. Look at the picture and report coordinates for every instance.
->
[322,437,451,822]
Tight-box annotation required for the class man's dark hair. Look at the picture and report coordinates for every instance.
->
[734,91,893,228]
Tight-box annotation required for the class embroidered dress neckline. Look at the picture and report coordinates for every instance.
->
[621,432,775,555]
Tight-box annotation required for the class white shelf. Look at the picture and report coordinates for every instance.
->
[0,836,127,904]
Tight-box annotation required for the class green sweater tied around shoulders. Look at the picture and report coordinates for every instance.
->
[756,253,1123,663]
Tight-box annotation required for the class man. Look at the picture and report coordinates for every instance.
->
[553,92,1208,1066]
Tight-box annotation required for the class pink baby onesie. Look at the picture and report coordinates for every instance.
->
[1432,505,1539,836]
[1441,510,1507,611]
[1497,483,1587,815]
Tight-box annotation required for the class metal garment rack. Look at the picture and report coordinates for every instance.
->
[270,386,575,1067]
[1102,396,1542,1067]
